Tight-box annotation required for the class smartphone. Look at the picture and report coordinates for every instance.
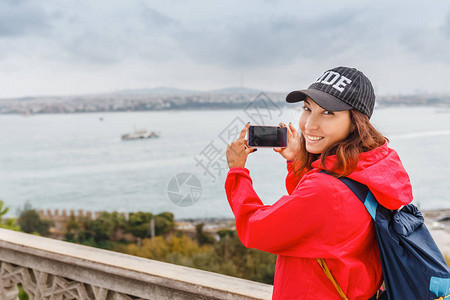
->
[248,125,287,148]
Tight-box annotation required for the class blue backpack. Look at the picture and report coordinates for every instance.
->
[320,171,450,299]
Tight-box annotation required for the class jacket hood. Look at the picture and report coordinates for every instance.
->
[311,141,413,210]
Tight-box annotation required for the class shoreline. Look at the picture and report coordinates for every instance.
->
[1,102,449,116]
[22,208,450,256]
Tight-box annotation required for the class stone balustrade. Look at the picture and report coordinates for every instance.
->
[0,228,273,299]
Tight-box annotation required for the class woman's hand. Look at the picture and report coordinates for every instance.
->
[273,122,301,161]
[226,123,257,169]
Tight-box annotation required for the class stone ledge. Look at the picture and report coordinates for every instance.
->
[0,228,273,299]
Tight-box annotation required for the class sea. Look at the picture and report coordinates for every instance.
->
[0,105,449,220]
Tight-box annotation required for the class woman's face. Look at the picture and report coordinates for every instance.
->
[299,97,353,154]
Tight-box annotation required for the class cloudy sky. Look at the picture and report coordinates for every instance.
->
[0,0,449,98]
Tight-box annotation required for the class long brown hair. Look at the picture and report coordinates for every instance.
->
[291,109,388,178]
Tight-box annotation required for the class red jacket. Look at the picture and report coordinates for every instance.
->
[224,142,413,299]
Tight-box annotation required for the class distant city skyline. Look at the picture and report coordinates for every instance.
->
[1,85,448,101]
[0,0,449,98]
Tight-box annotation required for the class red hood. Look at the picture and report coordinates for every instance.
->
[311,141,413,210]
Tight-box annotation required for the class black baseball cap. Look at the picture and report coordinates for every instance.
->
[286,66,375,118]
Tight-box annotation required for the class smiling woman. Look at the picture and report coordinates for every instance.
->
[224,66,414,299]
[294,98,388,177]
[300,97,353,154]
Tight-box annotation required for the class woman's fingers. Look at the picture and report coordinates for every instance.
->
[247,147,257,154]
[239,123,251,140]
[280,122,293,138]
[288,122,299,137]
[272,122,300,161]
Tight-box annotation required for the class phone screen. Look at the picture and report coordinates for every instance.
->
[248,126,287,147]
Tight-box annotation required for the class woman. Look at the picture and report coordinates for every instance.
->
[225,66,413,299]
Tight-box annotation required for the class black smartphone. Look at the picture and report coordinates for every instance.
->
[248,125,287,148]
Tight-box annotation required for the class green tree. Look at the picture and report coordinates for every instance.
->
[126,212,153,239]
[0,200,8,218]
[0,200,20,231]
[195,223,215,246]
[217,228,234,239]
[125,212,174,238]
[64,215,81,242]
[65,211,126,249]
[154,212,175,236]
[16,202,53,236]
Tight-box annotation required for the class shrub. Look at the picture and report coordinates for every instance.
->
[16,202,53,236]
[0,200,20,231]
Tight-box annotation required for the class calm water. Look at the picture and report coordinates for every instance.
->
[0,106,449,219]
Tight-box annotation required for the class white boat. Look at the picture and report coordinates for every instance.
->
[121,129,160,140]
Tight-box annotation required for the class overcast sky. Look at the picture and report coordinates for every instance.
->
[0,0,449,98]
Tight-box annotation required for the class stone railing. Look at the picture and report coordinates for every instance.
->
[0,229,273,299]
